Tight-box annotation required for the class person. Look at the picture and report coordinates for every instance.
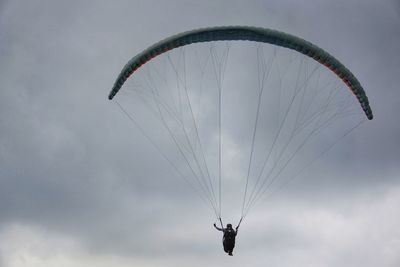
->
[213,223,239,256]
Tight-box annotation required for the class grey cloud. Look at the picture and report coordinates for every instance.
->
[0,0,399,266]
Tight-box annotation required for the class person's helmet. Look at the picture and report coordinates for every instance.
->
[227,223,232,228]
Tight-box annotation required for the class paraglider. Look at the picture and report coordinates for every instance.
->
[109,26,373,255]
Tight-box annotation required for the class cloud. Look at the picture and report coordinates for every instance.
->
[0,0,399,266]
[1,183,399,267]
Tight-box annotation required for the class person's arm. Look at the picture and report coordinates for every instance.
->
[213,223,223,231]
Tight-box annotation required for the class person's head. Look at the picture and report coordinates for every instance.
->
[227,223,232,229]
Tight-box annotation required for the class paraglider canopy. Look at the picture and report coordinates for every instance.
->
[109,26,372,120]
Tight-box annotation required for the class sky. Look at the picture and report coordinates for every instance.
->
[0,0,400,266]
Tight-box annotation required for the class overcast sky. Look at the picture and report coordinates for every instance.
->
[1,0,400,266]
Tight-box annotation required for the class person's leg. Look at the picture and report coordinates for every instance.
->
[223,240,229,253]
[227,240,235,256]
